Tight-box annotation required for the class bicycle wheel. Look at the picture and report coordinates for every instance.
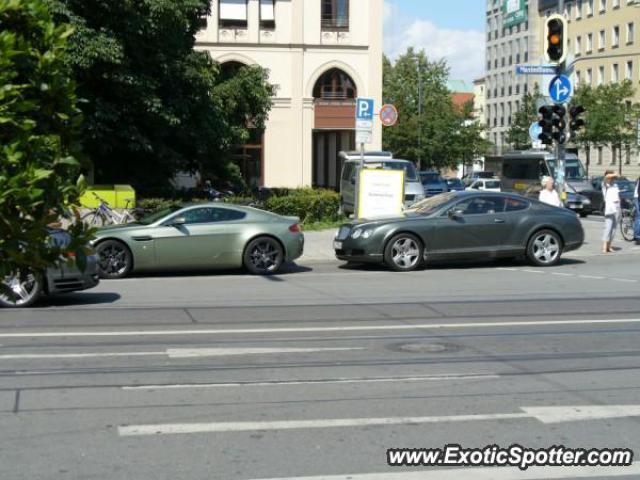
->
[620,212,635,242]
[82,211,106,227]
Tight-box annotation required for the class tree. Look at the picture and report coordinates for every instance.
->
[382,48,489,171]
[0,0,92,294]
[572,81,640,173]
[46,0,274,194]
[506,85,543,149]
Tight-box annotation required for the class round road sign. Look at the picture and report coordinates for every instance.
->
[380,104,398,127]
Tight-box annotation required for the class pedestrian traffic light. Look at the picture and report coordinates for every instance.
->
[545,14,568,64]
[538,106,554,145]
[570,105,586,133]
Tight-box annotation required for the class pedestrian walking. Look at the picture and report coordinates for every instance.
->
[538,176,562,207]
[602,170,621,254]
[634,176,640,245]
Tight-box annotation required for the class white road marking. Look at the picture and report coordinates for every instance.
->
[248,463,640,480]
[122,373,500,391]
[612,278,638,283]
[499,267,637,283]
[578,275,605,280]
[551,272,575,277]
[0,347,361,361]
[166,347,362,358]
[118,405,640,436]
[3,318,640,339]
[520,269,545,274]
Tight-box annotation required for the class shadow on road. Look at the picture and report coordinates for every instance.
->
[116,262,314,280]
[338,257,586,272]
[39,292,122,308]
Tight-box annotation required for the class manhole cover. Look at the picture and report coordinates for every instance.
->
[390,342,461,354]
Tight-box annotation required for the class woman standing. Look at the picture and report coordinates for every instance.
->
[602,170,621,253]
[538,176,562,207]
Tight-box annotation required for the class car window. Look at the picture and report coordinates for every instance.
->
[454,196,505,215]
[485,181,501,189]
[505,197,529,212]
[170,207,246,225]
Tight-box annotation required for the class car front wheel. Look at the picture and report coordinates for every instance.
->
[244,237,284,275]
[527,229,563,267]
[96,240,133,279]
[384,233,424,272]
[0,271,43,308]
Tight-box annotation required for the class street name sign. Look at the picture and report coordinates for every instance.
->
[516,65,557,75]
[548,74,573,104]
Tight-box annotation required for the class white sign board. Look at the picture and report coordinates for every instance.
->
[356,130,372,144]
[357,168,405,219]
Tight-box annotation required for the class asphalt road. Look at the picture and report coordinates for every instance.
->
[2,245,640,478]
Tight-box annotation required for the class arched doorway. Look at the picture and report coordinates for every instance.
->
[312,68,358,189]
[220,61,264,190]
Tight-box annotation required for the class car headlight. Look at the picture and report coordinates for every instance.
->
[351,229,363,239]
[582,198,591,205]
[362,229,373,239]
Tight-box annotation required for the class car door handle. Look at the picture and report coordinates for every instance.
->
[494,218,506,223]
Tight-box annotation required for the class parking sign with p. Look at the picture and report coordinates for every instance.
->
[356,98,374,121]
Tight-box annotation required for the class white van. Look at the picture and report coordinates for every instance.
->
[338,151,425,215]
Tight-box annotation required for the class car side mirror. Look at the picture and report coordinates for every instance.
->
[171,217,186,227]
[448,209,464,220]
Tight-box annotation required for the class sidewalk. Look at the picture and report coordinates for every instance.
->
[299,217,640,263]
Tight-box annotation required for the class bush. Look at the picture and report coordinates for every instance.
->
[265,189,341,224]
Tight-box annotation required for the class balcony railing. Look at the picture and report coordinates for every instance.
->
[321,15,349,31]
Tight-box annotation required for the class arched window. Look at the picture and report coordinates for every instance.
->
[312,68,357,100]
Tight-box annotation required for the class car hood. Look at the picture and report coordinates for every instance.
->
[567,179,595,193]
[94,223,146,236]
[346,211,421,228]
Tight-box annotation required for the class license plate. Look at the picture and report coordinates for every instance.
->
[568,204,579,209]
[333,241,343,250]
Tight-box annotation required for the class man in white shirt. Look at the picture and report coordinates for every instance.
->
[538,176,562,207]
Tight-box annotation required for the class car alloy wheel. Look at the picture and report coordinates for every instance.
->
[384,234,423,272]
[244,237,284,275]
[528,230,562,266]
[96,240,132,279]
[0,272,42,308]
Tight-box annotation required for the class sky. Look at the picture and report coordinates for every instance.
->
[384,0,486,83]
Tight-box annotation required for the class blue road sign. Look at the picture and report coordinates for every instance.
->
[356,98,375,121]
[529,122,542,142]
[548,75,573,104]
[516,65,557,75]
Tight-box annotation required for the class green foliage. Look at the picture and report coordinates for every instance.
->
[382,49,490,170]
[572,81,640,151]
[0,0,92,287]
[265,189,341,225]
[45,0,274,193]
[506,85,544,149]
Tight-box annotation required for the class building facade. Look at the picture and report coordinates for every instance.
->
[485,0,544,155]
[195,0,383,189]
[538,0,640,176]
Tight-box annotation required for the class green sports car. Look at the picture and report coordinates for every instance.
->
[92,204,304,278]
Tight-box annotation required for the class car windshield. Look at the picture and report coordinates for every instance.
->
[477,172,494,178]
[485,181,501,189]
[547,159,587,180]
[407,192,456,215]
[138,206,182,225]
[366,161,418,181]
[447,178,463,187]
[420,173,443,184]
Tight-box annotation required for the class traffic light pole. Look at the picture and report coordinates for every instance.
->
[556,0,566,204]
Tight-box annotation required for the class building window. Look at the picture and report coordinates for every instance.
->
[599,0,606,13]
[576,70,582,83]
[321,0,349,31]
[260,0,275,29]
[613,0,620,8]
[612,63,619,82]
[586,32,593,52]
[627,22,635,44]
[598,65,605,84]
[598,29,605,50]
[576,0,583,19]
[587,0,594,15]
[626,61,633,80]
[586,68,593,85]
[612,25,620,47]
[219,0,248,28]
[597,146,603,165]
[312,69,356,99]
[575,35,582,55]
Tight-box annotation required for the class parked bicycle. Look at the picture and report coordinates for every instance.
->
[620,202,637,242]
[81,193,139,227]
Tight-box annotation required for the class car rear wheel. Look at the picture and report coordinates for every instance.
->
[0,271,43,308]
[244,237,284,275]
[527,230,563,267]
[384,233,423,272]
[96,240,133,279]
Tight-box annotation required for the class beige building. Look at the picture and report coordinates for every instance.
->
[538,0,640,176]
[473,77,487,129]
[195,0,383,189]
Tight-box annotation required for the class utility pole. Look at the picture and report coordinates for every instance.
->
[417,60,423,172]
[556,0,566,204]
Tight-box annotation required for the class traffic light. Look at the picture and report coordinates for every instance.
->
[570,105,586,133]
[538,106,554,145]
[552,105,567,144]
[545,14,568,64]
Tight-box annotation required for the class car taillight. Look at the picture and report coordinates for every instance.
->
[289,224,301,233]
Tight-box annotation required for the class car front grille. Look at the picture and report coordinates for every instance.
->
[52,279,84,292]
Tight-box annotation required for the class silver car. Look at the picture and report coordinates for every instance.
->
[0,230,100,308]
[338,151,425,215]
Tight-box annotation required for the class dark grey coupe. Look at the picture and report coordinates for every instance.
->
[334,192,584,271]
